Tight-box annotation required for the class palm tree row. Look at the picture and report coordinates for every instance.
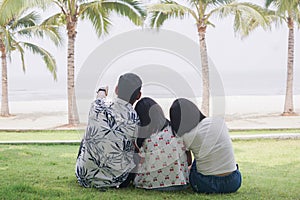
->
[0,0,61,116]
[148,0,276,116]
[0,0,298,125]
[266,0,300,116]
[47,0,146,125]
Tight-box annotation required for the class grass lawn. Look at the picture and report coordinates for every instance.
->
[0,129,299,141]
[230,129,300,135]
[0,140,299,199]
[0,130,84,141]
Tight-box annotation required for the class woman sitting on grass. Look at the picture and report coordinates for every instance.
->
[134,97,191,191]
[169,98,242,194]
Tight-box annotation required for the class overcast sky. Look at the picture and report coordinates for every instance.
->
[4,0,300,98]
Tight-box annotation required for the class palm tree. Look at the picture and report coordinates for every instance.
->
[48,0,145,126]
[148,0,273,116]
[266,0,299,116]
[0,0,61,117]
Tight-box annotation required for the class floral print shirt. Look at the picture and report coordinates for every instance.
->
[75,98,139,188]
[134,125,189,189]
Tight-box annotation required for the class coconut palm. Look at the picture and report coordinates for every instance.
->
[266,0,300,115]
[0,0,61,117]
[48,0,145,126]
[148,0,273,116]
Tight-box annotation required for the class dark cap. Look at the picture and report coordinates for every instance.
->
[117,73,142,103]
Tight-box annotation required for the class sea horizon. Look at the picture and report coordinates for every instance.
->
[4,86,300,102]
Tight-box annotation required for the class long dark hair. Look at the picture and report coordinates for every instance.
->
[135,97,169,148]
[169,98,206,137]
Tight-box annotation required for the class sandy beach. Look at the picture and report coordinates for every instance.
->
[0,95,299,130]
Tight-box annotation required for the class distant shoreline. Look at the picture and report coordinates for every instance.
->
[6,95,300,115]
[1,95,299,130]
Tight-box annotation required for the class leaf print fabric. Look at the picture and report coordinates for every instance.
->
[75,98,139,188]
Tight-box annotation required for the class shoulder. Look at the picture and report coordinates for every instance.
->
[113,98,139,123]
[198,117,226,129]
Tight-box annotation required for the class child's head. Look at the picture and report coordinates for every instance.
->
[135,97,168,140]
[169,98,206,137]
[116,73,142,104]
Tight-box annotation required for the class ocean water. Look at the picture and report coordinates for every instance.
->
[2,70,300,102]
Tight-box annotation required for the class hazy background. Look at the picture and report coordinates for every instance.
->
[2,0,300,101]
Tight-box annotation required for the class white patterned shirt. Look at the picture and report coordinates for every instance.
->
[134,125,189,189]
[75,97,139,188]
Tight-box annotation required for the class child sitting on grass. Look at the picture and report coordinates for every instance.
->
[169,98,242,194]
[134,97,191,191]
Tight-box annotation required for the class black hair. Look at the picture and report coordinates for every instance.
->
[117,73,142,104]
[169,98,206,137]
[135,97,169,148]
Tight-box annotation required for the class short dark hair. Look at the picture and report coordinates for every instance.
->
[169,98,206,137]
[117,73,142,104]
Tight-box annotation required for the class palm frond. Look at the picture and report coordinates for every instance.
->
[80,2,112,37]
[266,0,299,14]
[0,0,25,25]
[38,25,63,46]
[265,0,275,8]
[39,16,64,46]
[210,2,277,37]
[148,0,197,28]
[102,0,146,26]
[149,11,169,28]
[14,42,26,71]
[236,3,276,37]
[295,8,300,26]
[9,11,40,31]
[0,0,53,25]
[25,0,53,10]
[41,13,66,27]
[206,0,235,7]
[22,42,57,80]
[79,0,145,37]
[16,22,63,47]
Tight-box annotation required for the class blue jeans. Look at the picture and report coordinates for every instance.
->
[189,161,242,194]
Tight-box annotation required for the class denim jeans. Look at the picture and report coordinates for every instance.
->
[189,160,242,194]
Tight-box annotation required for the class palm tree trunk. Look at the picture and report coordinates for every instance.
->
[67,17,80,125]
[282,16,295,116]
[197,23,209,116]
[0,39,10,117]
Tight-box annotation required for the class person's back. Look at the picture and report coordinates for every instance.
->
[134,97,189,191]
[75,73,142,188]
[135,124,189,190]
[170,98,241,194]
[182,117,236,176]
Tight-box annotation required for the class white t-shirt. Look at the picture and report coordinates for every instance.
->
[182,117,237,175]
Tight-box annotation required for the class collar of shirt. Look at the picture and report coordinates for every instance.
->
[115,97,133,108]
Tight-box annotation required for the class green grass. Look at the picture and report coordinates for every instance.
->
[230,129,300,135]
[0,140,299,199]
[0,130,84,141]
[0,129,299,141]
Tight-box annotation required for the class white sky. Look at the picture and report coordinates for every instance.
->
[4,0,300,97]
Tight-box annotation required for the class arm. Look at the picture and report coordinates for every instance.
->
[185,150,193,167]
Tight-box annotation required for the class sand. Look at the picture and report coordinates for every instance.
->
[0,95,299,130]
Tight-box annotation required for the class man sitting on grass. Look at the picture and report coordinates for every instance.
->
[75,73,142,188]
